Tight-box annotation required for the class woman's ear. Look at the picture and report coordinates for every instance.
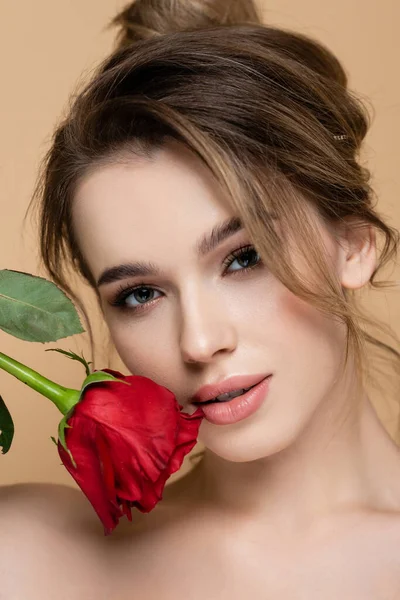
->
[337,218,377,290]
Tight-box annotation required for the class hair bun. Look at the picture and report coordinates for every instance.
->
[110,0,262,49]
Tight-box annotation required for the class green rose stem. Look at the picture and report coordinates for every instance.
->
[0,346,125,465]
[0,350,80,415]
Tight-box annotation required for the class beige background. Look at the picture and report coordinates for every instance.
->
[0,0,399,489]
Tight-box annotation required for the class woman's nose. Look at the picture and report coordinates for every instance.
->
[179,291,237,364]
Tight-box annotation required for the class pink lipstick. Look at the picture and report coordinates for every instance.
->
[192,375,272,425]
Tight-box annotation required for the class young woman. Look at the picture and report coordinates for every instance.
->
[2,0,400,598]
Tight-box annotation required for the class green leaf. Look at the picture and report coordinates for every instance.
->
[0,269,85,343]
[57,409,77,469]
[0,394,14,454]
[45,348,92,376]
[50,436,57,447]
[78,370,131,402]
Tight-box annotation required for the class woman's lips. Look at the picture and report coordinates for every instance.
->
[198,384,255,404]
[191,373,271,404]
[196,375,272,425]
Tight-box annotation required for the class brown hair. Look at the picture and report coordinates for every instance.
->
[27,0,400,442]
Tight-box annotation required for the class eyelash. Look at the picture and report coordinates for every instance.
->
[109,244,262,312]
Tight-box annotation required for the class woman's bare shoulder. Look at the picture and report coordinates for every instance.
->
[0,483,108,599]
[0,482,101,534]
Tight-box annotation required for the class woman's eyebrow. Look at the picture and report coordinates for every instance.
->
[96,215,243,288]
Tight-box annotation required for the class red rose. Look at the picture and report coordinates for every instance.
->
[57,368,203,535]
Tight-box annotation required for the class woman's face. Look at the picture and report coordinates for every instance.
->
[72,141,374,462]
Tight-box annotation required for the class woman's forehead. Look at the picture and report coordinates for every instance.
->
[71,146,236,280]
[73,142,231,223]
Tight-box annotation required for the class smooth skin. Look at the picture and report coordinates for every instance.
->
[2,140,400,599]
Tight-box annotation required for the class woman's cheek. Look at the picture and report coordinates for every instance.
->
[279,287,347,379]
[109,318,177,380]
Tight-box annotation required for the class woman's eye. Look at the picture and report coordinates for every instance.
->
[222,245,261,274]
[111,286,162,310]
[125,287,162,308]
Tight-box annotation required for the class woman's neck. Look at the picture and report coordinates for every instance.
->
[189,392,400,533]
